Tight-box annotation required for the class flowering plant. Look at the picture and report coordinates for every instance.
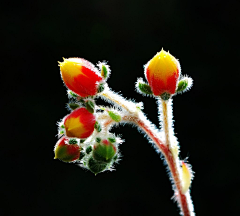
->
[54,49,194,216]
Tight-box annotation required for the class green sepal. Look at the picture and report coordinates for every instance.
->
[108,111,121,122]
[108,137,116,143]
[80,139,85,143]
[94,121,102,132]
[68,103,80,110]
[88,157,108,175]
[79,152,85,160]
[97,83,105,93]
[86,146,93,154]
[96,137,101,143]
[69,139,78,145]
[138,83,153,95]
[160,92,171,100]
[60,125,65,128]
[176,79,188,93]
[101,65,108,79]
[69,91,78,98]
[86,100,95,114]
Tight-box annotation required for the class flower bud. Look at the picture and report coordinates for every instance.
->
[182,161,192,193]
[93,139,117,163]
[54,136,80,162]
[145,49,180,96]
[59,58,103,97]
[87,157,108,175]
[64,107,96,139]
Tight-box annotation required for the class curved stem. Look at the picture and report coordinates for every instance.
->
[101,89,194,216]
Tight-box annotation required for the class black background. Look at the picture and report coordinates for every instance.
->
[1,0,240,215]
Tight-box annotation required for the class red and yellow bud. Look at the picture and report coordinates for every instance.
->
[145,49,180,96]
[59,58,103,97]
[54,136,80,162]
[64,107,96,139]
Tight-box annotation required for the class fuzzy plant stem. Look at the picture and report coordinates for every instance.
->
[101,89,194,216]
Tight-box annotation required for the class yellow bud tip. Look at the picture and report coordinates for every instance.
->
[182,161,192,194]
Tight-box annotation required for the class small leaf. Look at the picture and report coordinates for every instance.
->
[86,100,95,113]
[68,103,80,110]
[108,111,121,122]
[101,65,108,79]
[176,79,188,93]
[94,122,102,132]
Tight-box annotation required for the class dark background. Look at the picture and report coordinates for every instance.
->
[1,0,239,215]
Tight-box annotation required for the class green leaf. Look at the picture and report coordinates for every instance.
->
[108,111,121,122]
[176,79,188,93]
[86,100,95,113]
[138,83,153,95]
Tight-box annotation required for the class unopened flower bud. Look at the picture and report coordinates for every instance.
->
[93,139,117,163]
[145,49,180,97]
[54,136,80,162]
[64,107,96,139]
[59,58,103,97]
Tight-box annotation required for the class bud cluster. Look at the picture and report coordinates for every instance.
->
[55,58,122,174]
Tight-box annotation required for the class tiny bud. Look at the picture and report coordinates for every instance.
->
[68,103,80,110]
[86,100,95,114]
[108,111,121,122]
[93,139,117,163]
[182,161,192,193]
[54,136,80,162]
[138,82,153,95]
[87,157,108,175]
[86,146,93,154]
[94,121,102,132]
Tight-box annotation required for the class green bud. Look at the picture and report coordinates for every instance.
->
[86,100,95,114]
[86,146,93,154]
[88,157,108,175]
[97,83,105,93]
[108,111,121,122]
[176,79,188,93]
[68,103,80,110]
[94,121,102,132]
[101,65,108,79]
[93,139,117,163]
[138,83,153,95]
[160,92,171,100]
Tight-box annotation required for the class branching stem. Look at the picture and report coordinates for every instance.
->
[101,89,194,216]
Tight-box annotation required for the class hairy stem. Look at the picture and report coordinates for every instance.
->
[101,89,194,216]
